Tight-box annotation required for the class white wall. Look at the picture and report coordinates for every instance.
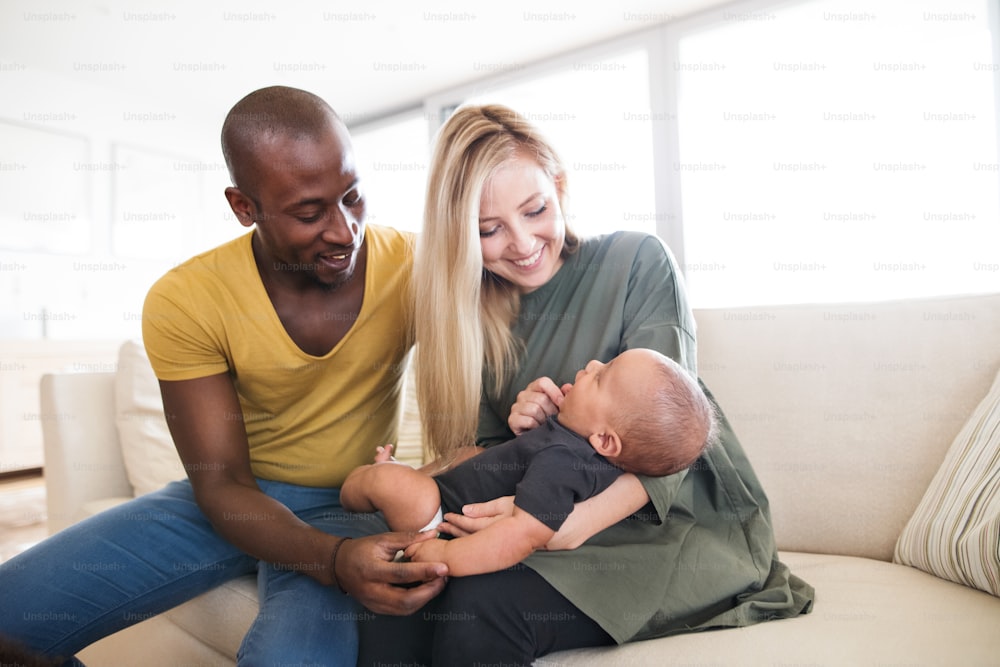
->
[0,67,239,341]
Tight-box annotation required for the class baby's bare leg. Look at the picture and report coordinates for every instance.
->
[341,462,442,532]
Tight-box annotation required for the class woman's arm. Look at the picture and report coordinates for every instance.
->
[542,474,648,550]
[448,371,654,546]
[405,507,555,576]
[440,473,649,550]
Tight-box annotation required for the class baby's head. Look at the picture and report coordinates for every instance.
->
[557,348,716,476]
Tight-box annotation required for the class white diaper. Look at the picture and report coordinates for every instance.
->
[420,507,445,533]
[392,508,445,562]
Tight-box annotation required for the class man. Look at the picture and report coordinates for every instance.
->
[0,86,446,666]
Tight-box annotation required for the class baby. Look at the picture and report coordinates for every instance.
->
[340,348,716,576]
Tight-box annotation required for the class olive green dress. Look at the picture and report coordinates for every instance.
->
[477,231,814,643]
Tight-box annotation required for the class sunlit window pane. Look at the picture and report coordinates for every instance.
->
[461,48,656,238]
[676,0,1000,307]
[350,112,431,234]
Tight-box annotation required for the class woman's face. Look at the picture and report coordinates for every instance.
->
[478,153,566,294]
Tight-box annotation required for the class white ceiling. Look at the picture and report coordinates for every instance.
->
[0,0,734,127]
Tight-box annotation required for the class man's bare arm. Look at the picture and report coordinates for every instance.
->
[159,373,447,612]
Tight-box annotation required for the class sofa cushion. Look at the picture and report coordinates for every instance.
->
[695,294,1000,561]
[894,365,1000,596]
[115,340,187,496]
[163,575,258,658]
[537,551,1000,666]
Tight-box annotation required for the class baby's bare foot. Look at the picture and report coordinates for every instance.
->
[373,444,396,463]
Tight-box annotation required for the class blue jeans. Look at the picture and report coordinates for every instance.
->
[0,478,387,666]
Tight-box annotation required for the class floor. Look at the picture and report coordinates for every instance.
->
[0,472,48,564]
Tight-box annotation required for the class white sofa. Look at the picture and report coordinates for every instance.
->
[40,293,1000,666]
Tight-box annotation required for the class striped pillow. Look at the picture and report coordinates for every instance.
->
[893,368,1000,596]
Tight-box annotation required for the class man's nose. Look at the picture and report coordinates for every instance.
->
[322,207,360,245]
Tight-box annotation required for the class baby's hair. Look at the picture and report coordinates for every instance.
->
[612,354,718,477]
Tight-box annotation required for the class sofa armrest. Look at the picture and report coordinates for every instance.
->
[41,372,133,534]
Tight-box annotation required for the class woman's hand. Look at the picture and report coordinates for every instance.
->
[334,531,448,616]
[436,496,515,537]
[507,377,570,435]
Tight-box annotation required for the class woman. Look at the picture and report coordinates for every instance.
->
[361,104,813,665]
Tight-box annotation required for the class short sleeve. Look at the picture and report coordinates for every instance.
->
[142,274,229,381]
[622,235,698,376]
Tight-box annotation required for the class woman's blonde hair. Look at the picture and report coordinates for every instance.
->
[414,104,579,462]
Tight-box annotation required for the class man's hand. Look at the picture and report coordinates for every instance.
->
[335,531,448,615]
[436,496,515,538]
[507,377,570,435]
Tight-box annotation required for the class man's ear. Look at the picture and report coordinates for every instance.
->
[588,431,623,459]
[225,187,256,228]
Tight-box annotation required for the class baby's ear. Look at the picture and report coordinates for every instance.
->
[588,431,623,459]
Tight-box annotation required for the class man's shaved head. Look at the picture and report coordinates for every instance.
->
[221,86,343,195]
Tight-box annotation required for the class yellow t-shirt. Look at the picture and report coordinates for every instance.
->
[142,225,415,487]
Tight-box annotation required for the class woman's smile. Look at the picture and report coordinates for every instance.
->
[511,245,544,268]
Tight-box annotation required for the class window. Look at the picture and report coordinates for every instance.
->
[435,47,658,239]
[350,111,431,233]
[673,0,1000,306]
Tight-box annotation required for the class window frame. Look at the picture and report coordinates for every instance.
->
[347,0,1000,305]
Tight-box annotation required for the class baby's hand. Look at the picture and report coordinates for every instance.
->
[374,444,395,463]
[404,536,447,563]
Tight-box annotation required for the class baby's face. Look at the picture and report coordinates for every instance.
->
[559,349,653,436]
